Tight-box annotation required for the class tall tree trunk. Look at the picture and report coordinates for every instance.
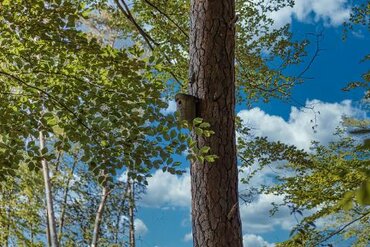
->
[91,185,109,247]
[127,176,135,247]
[189,0,243,246]
[40,131,59,247]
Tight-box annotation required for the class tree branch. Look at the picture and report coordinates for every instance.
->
[114,0,183,86]
[0,70,93,133]
[142,0,189,39]
[316,210,370,246]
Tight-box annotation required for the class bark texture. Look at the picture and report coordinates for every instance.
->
[189,0,243,246]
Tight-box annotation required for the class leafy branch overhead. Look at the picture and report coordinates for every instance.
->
[0,0,188,178]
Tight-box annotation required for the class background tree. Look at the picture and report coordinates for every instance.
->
[268,133,369,247]
[0,163,45,247]
[237,3,369,246]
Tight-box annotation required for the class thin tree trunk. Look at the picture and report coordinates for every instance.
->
[57,155,78,243]
[4,207,10,247]
[127,176,135,247]
[114,182,129,244]
[91,185,109,247]
[46,207,51,247]
[189,0,243,246]
[40,131,59,247]
[30,219,34,244]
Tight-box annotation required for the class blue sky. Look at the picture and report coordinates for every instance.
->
[131,1,369,246]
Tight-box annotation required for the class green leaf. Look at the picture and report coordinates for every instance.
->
[204,155,218,163]
[194,127,203,136]
[199,122,210,128]
[356,180,370,205]
[200,146,210,154]
[193,118,203,126]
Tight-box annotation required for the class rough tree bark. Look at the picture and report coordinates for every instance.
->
[189,0,243,246]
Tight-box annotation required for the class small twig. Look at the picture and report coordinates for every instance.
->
[296,32,323,79]
[227,202,238,220]
[237,154,254,166]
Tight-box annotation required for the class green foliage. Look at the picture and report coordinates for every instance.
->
[0,0,187,178]
[0,0,311,177]
[181,118,217,164]
[0,163,45,246]
[342,1,370,97]
[237,121,309,185]
[0,146,145,246]
[263,134,370,246]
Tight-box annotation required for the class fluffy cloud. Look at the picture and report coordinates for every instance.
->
[134,219,148,236]
[240,194,295,234]
[184,232,275,246]
[238,99,361,150]
[183,232,193,242]
[243,234,275,247]
[160,100,176,115]
[140,170,191,208]
[268,0,351,27]
[237,100,366,234]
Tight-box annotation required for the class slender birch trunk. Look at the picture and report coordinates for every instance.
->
[57,154,78,243]
[46,207,51,247]
[39,130,59,247]
[4,207,10,247]
[127,176,135,247]
[114,182,130,244]
[91,185,109,247]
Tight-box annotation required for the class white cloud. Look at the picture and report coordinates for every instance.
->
[237,99,367,234]
[134,218,148,236]
[140,170,191,208]
[238,99,362,150]
[183,232,193,242]
[243,234,275,247]
[240,194,295,234]
[160,100,176,115]
[268,0,351,28]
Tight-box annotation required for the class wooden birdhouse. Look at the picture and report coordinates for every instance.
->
[175,93,197,122]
